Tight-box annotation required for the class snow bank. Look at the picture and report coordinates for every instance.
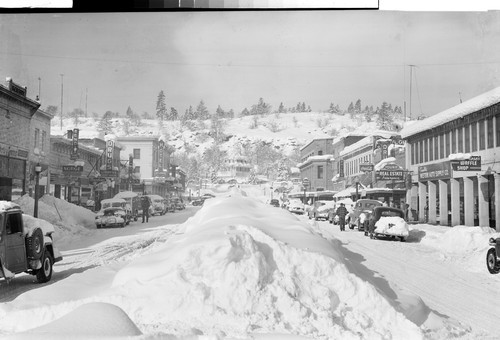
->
[14,195,95,250]
[414,224,500,273]
[112,195,422,339]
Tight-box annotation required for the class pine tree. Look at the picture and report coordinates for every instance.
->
[216,105,225,118]
[307,105,312,112]
[126,106,134,119]
[97,111,114,135]
[354,99,362,114]
[376,102,394,130]
[301,102,306,112]
[170,107,178,121]
[278,102,286,113]
[250,98,271,115]
[156,91,167,121]
[241,107,250,116]
[227,109,235,119]
[195,100,210,120]
[347,102,354,114]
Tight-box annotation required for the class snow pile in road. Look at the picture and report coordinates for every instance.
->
[374,216,410,237]
[415,224,500,273]
[112,194,422,339]
[13,194,95,250]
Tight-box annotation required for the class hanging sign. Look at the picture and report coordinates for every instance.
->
[106,139,114,170]
[158,140,165,171]
[376,163,404,180]
[70,128,79,160]
[451,156,481,171]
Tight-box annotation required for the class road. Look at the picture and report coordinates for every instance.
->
[0,206,200,304]
[310,216,500,338]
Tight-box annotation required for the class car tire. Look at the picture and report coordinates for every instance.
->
[96,224,101,229]
[26,228,44,260]
[486,248,500,274]
[36,250,53,283]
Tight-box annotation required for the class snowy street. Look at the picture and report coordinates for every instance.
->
[313,218,500,338]
[1,191,499,339]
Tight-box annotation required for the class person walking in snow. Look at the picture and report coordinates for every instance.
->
[336,203,348,231]
[141,196,150,223]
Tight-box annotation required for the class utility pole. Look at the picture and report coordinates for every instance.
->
[459,92,463,104]
[60,74,64,129]
[409,65,415,121]
[38,77,41,104]
[85,87,88,118]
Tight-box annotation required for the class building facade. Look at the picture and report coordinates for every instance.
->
[401,86,500,230]
[0,78,40,201]
[29,108,54,199]
[331,134,367,191]
[298,138,334,191]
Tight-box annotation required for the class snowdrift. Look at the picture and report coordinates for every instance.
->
[112,194,422,339]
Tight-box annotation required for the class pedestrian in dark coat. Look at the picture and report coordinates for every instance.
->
[336,203,348,231]
[141,196,150,223]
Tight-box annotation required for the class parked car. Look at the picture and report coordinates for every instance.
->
[328,198,354,225]
[171,197,186,210]
[486,236,500,274]
[366,206,409,242]
[191,198,205,206]
[269,199,280,207]
[114,191,142,221]
[95,207,128,229]
[308,200,334,220]
[288,199,305,215]
[146,194,167,215]
[164,198,176,213]
[0,201,63,283]
[349,199,383,231]
[100,198,132,224]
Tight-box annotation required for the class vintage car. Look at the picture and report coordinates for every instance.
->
[349,199,384,231]
[100,198,132,224]
[171,197,186,210]
[288,199,305,215]
[113,191,142,221]
[0,201,62,283]
[146,194,167,216]
[269,199,280,207]
[95,207,127,229]
[308,200,335,220]
[191,198,205,206]
[366,206,409,242]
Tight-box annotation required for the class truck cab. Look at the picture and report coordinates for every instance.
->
[0,201,62,283]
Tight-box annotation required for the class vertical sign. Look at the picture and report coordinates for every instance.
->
[158,140,165,171]
[106,139,114,170]
[70,128,79,160]
[339,160,344,178]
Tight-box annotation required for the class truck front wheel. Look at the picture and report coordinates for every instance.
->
[36,251,53,283]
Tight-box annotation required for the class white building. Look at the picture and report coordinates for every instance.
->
[401,86,500,230]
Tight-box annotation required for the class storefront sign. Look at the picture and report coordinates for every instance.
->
[106,139,114,170]
[100,169,119,178]
[339,160,344,178]
[158,140,165,171]
[62,165,83,174]
[154,170,168,178]
[360,164,374,172]
[70,128,79,160]
[451,156,481,171]
[418,161,451,181]
[0,143,28,159]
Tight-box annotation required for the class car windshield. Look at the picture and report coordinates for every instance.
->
[104,209,123,216]
[380,210,404,218]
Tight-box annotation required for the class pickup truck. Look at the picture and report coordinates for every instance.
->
[0,201,62,283]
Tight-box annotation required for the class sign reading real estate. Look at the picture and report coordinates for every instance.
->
[106,139,114,170]
[376,163,404,181]
[70,128,79,160]
[451,156,481,171]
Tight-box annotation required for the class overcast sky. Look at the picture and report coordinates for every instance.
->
[1,9,499,118]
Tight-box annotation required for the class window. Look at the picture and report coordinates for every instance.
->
[496,114,500,147]
[464,125,470,153]
[434,136,439,160]
[42,131,46,152]
[424,139,428,162]
[317,165,324,179]
[429,138,434,161]
[471,121,478,151]
[451,129,457,153]
[34,128,40,148]
[445,132,451,157]
[134,166,140,173]
[457,127,463,153]
[318,150,323,156]
[419,140,423,164]
[439,134,444,159]
[133,148,141,159]
[411,143,415,165]
[479,119,486,150]
[487,116,494,148]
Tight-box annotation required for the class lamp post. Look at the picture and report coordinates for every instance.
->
[142,180,146,195]
[34,163,42,218]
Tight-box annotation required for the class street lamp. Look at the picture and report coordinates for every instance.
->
[142,180,146,195]
[34,163,42,218]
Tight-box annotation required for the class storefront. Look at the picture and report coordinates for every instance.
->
[0,144,29,201]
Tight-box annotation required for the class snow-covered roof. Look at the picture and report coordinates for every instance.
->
[340,131,400,157]
[297,154,334,168]
[374,157,396,171]
[400,86,500,138]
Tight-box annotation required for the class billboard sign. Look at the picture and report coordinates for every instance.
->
[418,161,451,181]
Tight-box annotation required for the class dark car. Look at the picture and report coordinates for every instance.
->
[366,206,409,242]
[269,199,280,207]
[171,197,186,210]
[349,199,383,231]
[192,198,205,206]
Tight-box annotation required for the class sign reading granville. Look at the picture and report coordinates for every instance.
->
[451,156,481,171]
[418,161,451,181]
